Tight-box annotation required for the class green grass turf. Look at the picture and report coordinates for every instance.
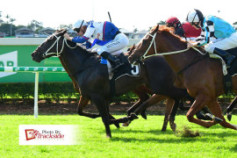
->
[0,115,236,158]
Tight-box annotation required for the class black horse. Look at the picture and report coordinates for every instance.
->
[31,30,209,137]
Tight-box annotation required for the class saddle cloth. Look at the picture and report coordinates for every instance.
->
[209,47,237,93]
[103,53,141,80]
[209,47,237,76]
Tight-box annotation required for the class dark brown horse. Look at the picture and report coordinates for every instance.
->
[31,29,200,137]
[128,25,237,130]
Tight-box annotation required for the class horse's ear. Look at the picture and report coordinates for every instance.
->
[153,25,159,32]
[151,25,159,34]
[61,29,67,35]
[156,24,159,31]
[57,29,67,36]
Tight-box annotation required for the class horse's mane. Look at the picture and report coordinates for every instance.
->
[59,38,99,92]
[154,25,206,57]
[153,25,188,48]
[152,25,174,33]
[77,44,98,58]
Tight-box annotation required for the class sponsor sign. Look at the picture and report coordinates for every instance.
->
[19,125,81,145]
[0,51,17,78]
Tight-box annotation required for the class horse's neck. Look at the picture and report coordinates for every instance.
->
[60,46,95,76]
[161,37,202,73]
[164,51,200,73]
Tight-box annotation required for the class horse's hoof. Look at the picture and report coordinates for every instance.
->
[170,123,177,132]
[122,122,130,127]
[115,123,120,129]
[214,117,223,123]
[141,111,147,119]
[227,113,232,121]
[161,127,167,132]
[130,113,138,120]
[204,113,214,120]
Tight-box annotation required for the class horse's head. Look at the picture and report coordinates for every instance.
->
[128,25,159,65]
[31,29,67,62]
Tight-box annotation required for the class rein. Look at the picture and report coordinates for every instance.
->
[139,30,208,75]
[141,32,207,60]
[43,34,77,58]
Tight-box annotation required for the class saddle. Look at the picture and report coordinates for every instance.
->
[101,53,141,80]
[112,54,141,80]
[101,53,141,97]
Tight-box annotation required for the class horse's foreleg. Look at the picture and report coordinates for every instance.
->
[133,94,166,115]
[186,95,217,128]
[122,100,143,127]
[128,87,150,117]
[77,96,100,118]
[196,107,213,120]
[207,101,237,130]
[226,96,237,121]
[127,100,144,115]
[161,98,175,131]
[92,96,111,138]
[123,88,150,127]
[108,114,120,128]
[78,96,119,128]
[110,113,138,125]
[122,94,166,126]
[165,98,178,132]
[127,88,150,114]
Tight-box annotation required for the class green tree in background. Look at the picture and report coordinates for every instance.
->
[28,20,43,33]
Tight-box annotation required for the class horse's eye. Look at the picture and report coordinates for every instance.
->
[142,39,149,44]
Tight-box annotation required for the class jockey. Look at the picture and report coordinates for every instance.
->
[64,20,129,71]
[186,9,237,68]
[166,16,201,39]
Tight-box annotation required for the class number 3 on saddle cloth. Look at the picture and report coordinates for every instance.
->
[210,47,237,93]
[100,53,141,80]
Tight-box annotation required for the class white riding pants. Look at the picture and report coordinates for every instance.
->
[96,33,129,56]
[205,32,237,53]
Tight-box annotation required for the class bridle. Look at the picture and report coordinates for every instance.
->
[43,33,77,58]
[136,29,208,76]
[140,30,206,60]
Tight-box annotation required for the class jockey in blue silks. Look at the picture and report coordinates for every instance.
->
[186,9,237,68]
[64,20,129,71]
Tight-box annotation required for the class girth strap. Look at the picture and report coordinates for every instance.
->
[177,55,208,75]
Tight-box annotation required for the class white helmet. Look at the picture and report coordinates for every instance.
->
[73,20,87,30]
[186,9,204,24]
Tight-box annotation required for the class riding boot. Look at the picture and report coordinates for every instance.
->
[213,48,236,68]
[101,52,123,71]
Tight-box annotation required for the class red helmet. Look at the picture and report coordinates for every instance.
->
[166,17,180,27]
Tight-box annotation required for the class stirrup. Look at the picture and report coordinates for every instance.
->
[226,56,235,68]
